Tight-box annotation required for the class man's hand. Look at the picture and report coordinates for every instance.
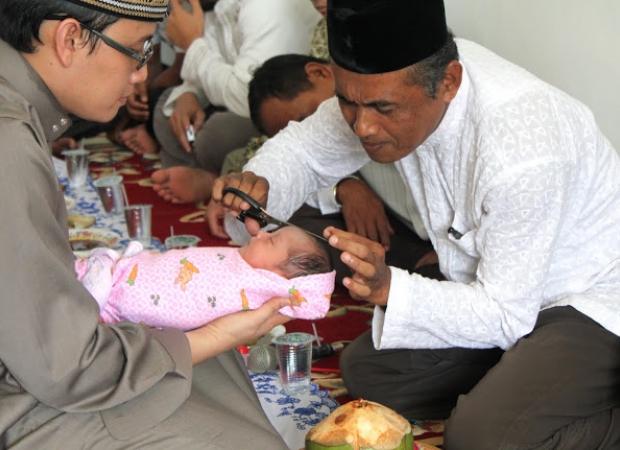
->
[205,198,229,239]
[325,226,391,306]
[212,172,270,237]
[185,297,292,365]
[337,178,393,251]
[169,92,205,153]
[126,82,150,122]
[166,0,205,51]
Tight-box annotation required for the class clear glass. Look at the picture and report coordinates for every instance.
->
[123,204,153,244]
[274,332,313,396]
[62,149,89,189]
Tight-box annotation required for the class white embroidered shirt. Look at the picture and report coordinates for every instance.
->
[231,39,620,350]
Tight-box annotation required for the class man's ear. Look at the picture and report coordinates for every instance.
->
[53,19,87,68]
[438,60,462,102]
[305,61,333,82]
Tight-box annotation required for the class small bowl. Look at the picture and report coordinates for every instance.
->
[165,235,201,250]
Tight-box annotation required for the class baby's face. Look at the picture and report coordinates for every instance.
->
[238,227,312,276]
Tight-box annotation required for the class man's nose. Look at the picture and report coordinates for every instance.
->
[353,107,378,138]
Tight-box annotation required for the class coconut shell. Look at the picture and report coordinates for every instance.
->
[305,399,413,450]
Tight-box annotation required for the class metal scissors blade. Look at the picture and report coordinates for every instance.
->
[222,187,328,242]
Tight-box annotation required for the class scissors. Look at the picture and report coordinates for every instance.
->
[222,187,328,242]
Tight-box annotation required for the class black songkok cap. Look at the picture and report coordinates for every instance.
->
[327,0,448,74]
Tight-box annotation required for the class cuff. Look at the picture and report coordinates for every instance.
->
[315,185,340,214]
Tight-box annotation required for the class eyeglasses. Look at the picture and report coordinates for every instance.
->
[78,22,153,71]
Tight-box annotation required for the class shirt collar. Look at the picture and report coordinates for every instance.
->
[0,39,72,142]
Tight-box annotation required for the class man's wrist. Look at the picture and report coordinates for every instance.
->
[333,175,360,206]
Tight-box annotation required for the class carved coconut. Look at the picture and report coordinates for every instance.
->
[305,399,414,450]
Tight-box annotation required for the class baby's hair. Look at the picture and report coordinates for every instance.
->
[278,231,333,279]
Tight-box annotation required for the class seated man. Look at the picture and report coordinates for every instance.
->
[150,0,321,203]
[208,54,440,284]
[213,0,620,447]
[113,0,217,155]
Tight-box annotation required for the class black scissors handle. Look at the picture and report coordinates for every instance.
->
[222,187,268,228]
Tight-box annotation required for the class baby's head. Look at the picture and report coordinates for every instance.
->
[238,226,332,279]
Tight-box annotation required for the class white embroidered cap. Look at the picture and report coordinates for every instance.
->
[64,0,169,21]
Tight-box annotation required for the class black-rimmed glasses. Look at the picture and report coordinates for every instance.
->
[78,22,153,71]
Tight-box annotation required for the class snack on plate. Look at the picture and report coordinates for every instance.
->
[68,214,95,229]
[68,229,121,257]
[305,399,414,450]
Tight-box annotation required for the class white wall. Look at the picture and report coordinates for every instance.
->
[444,0,620,151]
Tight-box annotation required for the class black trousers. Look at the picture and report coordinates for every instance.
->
[340,306,620,450]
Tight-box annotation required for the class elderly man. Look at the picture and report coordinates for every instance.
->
[0,0,290,448]
[213,0,620,448]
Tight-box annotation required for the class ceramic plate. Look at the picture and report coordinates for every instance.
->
[64,195,76,210]
[69,228,122,258]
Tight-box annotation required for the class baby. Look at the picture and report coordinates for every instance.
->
[75,226,335,330]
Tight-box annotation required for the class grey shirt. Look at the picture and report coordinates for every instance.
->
[0,38,193,439]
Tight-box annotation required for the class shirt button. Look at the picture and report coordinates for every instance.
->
[60,118,68,126]
[52,124,59,133]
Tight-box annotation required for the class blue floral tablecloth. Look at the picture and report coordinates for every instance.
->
[54,156,164,252]
[251,371,339,450]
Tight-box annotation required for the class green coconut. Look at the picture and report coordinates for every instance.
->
[305,399,414,450]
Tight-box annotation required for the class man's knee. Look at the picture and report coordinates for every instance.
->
[443,394,496,450]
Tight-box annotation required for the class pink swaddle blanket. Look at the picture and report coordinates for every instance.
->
[75,243,336,330]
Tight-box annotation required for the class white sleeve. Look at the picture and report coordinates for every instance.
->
[162,79,209,117]
[178,0,320,118]
[306,186,341,214]
[225,98,368,237]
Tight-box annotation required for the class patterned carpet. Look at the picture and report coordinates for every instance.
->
[83,135,445,448]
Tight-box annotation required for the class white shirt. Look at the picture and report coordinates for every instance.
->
[233,39,620,350]
[308,161,429,240]
[163,0,320,118]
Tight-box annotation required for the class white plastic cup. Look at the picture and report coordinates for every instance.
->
[62,149,89,188]
[274,332,313,396]
[123,204,152,245]
[94,175,126,214]
[164,234,201,250]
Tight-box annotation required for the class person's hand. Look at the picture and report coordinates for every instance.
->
[166,0,205,51]
[337,178,393,251]
[126,82,150,122]
[205,198,230,239]
[151,53,184,91]
[324,226,391,306]
[185,297,292,365]
[212,172,270,236]
[51,137,78,157]
[169,92,205,153]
